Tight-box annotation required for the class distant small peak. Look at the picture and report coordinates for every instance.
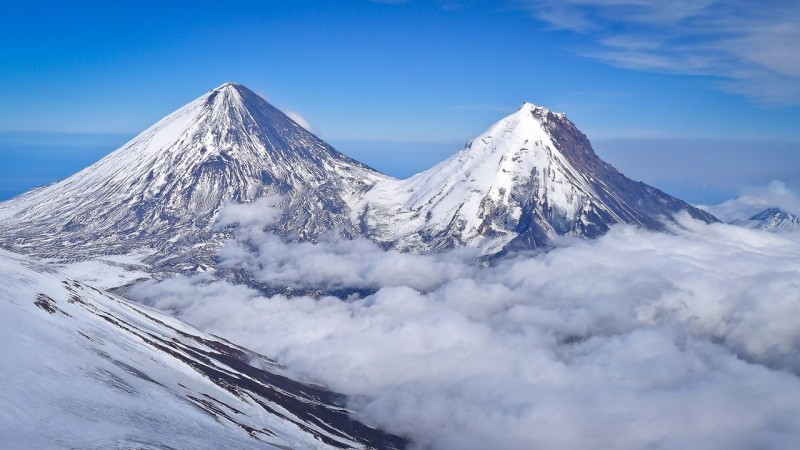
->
[750,207,791,220]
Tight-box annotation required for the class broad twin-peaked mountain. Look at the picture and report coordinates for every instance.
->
[0,83,716,272]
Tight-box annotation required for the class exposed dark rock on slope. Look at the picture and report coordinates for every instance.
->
[0,85,716,274]
[0,249,405,449]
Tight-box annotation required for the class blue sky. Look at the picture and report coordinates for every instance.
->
[1,0,799,206]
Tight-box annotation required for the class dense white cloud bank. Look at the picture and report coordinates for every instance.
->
[130,211,800,449]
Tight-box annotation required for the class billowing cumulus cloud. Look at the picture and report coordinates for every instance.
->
[130,204,800,449]
[218,234,480,293]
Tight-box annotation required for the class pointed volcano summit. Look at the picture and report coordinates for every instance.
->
[0,88,718,274]
[359,102,717,252]
[0,83,387,268]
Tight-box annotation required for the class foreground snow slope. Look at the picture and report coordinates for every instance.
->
[0,249,405,449]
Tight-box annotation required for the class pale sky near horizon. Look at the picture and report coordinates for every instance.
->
[1,1,798,208]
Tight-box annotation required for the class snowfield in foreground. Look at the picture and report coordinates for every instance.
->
[0,249,404,449]
[131,214,800,450]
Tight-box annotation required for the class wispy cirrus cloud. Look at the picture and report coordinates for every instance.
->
[255,89,317,133]
[520,0,800,105]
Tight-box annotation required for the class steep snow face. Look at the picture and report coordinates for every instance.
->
[0,249,405,449]
[358,103,717,252]
[0,83,387,270]
[731,207,800,231]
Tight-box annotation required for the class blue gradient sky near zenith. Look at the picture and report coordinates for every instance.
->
[1,1,798,205]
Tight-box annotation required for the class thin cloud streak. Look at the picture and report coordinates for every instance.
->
[521,0,800,104]
[283,110,315,133]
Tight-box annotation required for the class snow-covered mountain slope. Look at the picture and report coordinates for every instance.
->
[0,86,717,275]
[0,249,405,449]
[358,103,717,252]
[0,83,387,272]
[731,207,800,231]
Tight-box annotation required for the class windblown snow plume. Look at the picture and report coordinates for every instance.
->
[130,202,800,449]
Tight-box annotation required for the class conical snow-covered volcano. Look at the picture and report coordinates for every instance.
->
[0,86,718,275]
[0,83,387,269]
[358,103,717,252]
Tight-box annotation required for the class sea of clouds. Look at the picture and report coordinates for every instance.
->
[130,200,800,449]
